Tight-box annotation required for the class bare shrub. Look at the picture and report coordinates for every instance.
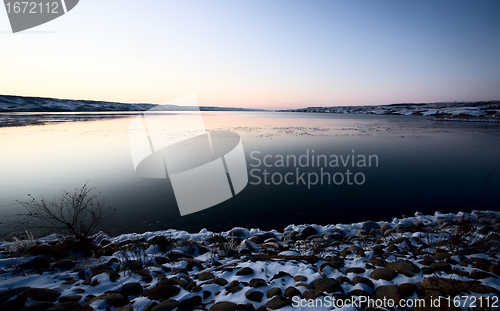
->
[13,183,116,243]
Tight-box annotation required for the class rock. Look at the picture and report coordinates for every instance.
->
[345,267,365,274]
[362,221,380,232]
[336,276,351,284]
[429,262,452,274]
[387,245,399,253]
[0,287,30,303]
[284,287,301,298]
[421,267,433,274]
[488,264,500,276]
[73,305,93,311]
[245,291,263,302]
[20,288,62,302]
[226,286,242,294]
[380,223,391,232]
[399,283,418,298]
[266,287,282,298]
[151,299,179,311]
[418,255,435,266]
[319,260,343,273]
[470,256,490,268]
[226,280,240,290]
[383,229,394,237]
[143,285,180,300]
[87,292,129,307]
[134,269,153,283]
[19,257,50,271]
[313,278,343,293]
[236,303,255,311]
[370,268,397,281]
[185,260,203,271]
[351,276,374,288]
[58,295,82,303]
[434,252,452,260]
[375,285,403,306]
[270,271,292,281]
[204,278,229,286]
[155,257,170,265]
[210,301,238,311]
[420,276,500,298]
[248,236,264,244]
[51,261,76,271]
[265,297,292,309]
[303,289,324,300]
[255,307,267,311]
[77,270,87,280]
[385,261,420,277]
[388,237,410,247]
[249,278,267,288]
[142,301,159,311]
[178,296,202,311]
[47,302,82,311]
[236,267,254,276]
[295,282,310,290]
[470,269,497,279]
[299,226,317,240]
[121,283,143,297]
[198,272,215,281]
[0,298,25,311]
[369,258,387,267]
[89,264,114,276]
[22,301,55,311]
[294,275,307,282]
[113,307,133,311]
[347,289,373,298]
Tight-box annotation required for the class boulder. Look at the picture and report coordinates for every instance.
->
[266,297,292,310]
[198,272,215,281]
[210,301,237,311]
[236,267,254,276]
[245,291,263,302]
[284,286,301,298]
[351,276,374,288]
[370,268,397,281]
[375,285,403,306]
[313,278,343,293]
[121,283,143,296]
[20,288,62,302]
[249,278,266,288]
[143,285,180,300]
[385,262,420,277]
[266,287,282,298]
[151,299,179,311]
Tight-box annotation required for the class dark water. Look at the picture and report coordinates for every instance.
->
[1,112,500,237]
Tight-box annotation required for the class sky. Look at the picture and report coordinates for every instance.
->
[0,0,499,110]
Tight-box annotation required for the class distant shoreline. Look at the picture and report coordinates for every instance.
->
[0,94,266,113]
[278,100,500,121]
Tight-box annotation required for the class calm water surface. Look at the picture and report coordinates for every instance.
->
[1,112,500,237]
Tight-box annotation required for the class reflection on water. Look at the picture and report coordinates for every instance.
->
[1,112,499,238]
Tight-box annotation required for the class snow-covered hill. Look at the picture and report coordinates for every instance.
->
[0,95,264,112]
[280,101,500,121]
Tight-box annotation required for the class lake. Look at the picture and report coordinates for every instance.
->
[1,112,500,238]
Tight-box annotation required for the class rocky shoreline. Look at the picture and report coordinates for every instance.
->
[1,210,500,311]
